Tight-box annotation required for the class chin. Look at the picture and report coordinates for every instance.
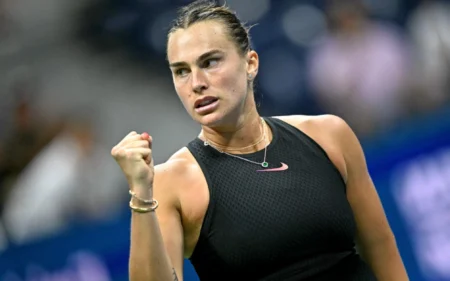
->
[194,112,226,127]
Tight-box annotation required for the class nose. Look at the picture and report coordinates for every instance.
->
[191,69,208,94]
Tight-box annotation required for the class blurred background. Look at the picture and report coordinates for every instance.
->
[0,0,449,280]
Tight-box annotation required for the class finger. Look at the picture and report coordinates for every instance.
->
[120,134,143,145]
[125,131,138,138]
[125,148,152,160]
[141,133,153,149]
[127,140,150,149]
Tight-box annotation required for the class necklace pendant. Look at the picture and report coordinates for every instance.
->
[262,162,269,168]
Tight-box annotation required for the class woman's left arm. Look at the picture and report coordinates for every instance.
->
[333,117,409,281]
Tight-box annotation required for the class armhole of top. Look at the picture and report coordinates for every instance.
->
[186,140,217,259]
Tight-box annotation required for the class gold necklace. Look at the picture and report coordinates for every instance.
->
[203,118,265,151]
[203,117,269,168]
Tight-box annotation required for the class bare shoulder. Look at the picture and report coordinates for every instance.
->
[154,147,199,181]
[153,147,203,208]
[273,114,350,137]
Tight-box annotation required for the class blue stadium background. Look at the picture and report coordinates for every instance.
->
[1,0,450,280]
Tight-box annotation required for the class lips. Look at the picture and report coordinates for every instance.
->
[195,96,219,109]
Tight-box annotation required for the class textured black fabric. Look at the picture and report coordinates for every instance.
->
[187,117,377,281]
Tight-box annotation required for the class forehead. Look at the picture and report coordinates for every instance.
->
[167,21,235,63]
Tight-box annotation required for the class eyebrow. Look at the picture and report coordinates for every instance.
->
[169,49,224,68]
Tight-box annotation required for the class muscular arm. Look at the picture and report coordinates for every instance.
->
[129,162,184,281]
[330,116,409,281]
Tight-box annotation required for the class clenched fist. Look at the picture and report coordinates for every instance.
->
[111,131,154,194]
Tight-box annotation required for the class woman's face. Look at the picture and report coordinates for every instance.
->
[167,20,258,127]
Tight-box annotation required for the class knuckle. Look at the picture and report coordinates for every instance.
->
[111,146,121,157]
[116,148,126,158]
[125,150,134,159]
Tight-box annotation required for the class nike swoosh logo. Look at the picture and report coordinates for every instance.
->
[257,162,289,172]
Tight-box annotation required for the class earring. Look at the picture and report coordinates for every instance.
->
[248,74,253,79]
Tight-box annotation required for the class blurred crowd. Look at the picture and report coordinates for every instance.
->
[0,78,126,250]
[308,0,450,136]
[0,0,449,252]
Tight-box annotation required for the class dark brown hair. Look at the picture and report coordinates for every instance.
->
[168,0,252,56]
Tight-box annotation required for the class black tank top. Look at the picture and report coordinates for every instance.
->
[187,117,377,281]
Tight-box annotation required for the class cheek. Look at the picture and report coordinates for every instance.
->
[216,69,247,95]
[175,86,193,108]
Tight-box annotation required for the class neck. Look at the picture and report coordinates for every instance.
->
[200,100,266,153]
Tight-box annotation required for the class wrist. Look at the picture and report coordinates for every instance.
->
[129,183,153,198]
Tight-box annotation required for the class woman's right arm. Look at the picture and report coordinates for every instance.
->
[129,164,184,281]
[111,131,184,281]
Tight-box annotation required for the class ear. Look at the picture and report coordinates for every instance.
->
[246,50,259,79]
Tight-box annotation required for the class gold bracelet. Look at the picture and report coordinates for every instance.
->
[129,199,159,213]
[129,190,154,204]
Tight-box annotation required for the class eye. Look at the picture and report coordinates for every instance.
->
[203,58,220,68]
[175,68,189,77]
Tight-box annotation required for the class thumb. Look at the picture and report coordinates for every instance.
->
[141,132,153,149]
